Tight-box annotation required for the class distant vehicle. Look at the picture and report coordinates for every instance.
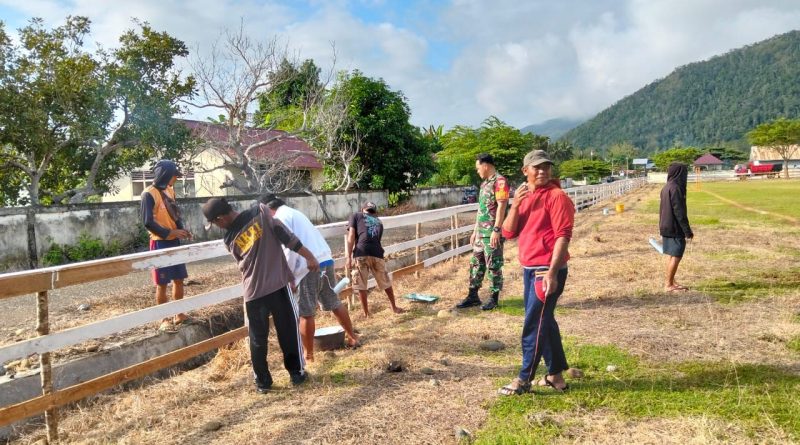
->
[461,186,478,204]
[734,161,781,179]
[603,176,616,183]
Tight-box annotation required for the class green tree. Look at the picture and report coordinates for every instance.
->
[255,58,323,130]
[548,140,574,164]
[558,159,611,182]
[334,70,435,192]
[706,146,748,164]
[652,147,703,170]
[430,117,547,186]
[0,17,195,206]
[747,118,800,178]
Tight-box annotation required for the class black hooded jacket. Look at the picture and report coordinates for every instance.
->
[659,162,693,238]
[140,160,184,239]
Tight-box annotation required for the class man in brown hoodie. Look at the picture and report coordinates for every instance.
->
[203,197,319,393]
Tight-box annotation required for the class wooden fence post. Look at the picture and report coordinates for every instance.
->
[450,215,456,261]
[37,290,58,443]
[415,222,421,278]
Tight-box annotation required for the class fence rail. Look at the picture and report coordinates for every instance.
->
[0,178,648,439]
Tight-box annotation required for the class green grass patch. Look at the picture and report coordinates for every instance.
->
[697,268,800,303]
[701,181,800,220]
[475,341,800,444]
[498,297,525,316]
[691,215,721,226]
[497,298,577,318]
[788,336,800,353]
[703,249,758,261]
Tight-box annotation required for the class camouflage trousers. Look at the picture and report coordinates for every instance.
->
[469,236,504,293]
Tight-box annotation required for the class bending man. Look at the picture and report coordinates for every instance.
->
[261,194,360,361]
[203,197,318,393]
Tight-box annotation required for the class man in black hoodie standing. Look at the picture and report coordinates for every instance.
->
[141,159,192,331]
[659,162,694,292]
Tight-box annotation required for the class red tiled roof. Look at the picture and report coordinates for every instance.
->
[694,153,723,165]
[179,119,323,170]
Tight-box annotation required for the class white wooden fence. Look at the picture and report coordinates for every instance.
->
[0,178,647,440]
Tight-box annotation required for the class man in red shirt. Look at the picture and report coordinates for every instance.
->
[498,150,575,396]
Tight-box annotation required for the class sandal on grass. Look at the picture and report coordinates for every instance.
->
[497,378,531,396]
[534,375,569,392]
[543,377,569,392]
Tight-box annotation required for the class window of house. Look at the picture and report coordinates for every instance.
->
[131,170,196,199]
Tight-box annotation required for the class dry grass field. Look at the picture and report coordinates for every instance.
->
[9,182,800,444]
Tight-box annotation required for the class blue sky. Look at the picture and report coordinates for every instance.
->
[2,0,800,129]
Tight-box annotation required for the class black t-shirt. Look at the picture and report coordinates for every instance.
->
[348,212,384,258]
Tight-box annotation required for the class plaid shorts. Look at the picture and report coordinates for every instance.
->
[295,263,342,317]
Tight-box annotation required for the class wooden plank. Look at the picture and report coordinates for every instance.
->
[0,327,248,427]
[423,244,472,267]
[380,204,477,230]
[382,225,472,256]
[0,241,229,300]
[0,285,242,363]
[391,262,424,278]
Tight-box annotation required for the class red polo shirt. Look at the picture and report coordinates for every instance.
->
[502,181,575,267]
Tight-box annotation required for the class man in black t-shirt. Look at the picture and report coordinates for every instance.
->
[345,201,405,317]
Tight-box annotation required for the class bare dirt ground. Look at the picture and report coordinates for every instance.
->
[8,186,800,444]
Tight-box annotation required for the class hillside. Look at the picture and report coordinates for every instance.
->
[561,30,800,153]
[520,117,583,140]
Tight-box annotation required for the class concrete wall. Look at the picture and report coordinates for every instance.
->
[0,186,467,271]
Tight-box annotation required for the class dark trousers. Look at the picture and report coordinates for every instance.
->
[245,287,305,387]
[518,267,569,382]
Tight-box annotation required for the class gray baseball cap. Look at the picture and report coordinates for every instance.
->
[523,150,553,167]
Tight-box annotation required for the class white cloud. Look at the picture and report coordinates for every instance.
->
[2,0,800,129]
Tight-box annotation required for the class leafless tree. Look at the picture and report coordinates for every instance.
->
[307,87,365,191]
[185,24,359,195]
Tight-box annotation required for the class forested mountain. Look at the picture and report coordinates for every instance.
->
[561,30,800,153]
[520,117,583,140]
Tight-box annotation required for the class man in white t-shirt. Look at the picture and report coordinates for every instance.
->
[260,194,360,361]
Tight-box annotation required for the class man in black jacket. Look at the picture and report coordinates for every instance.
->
[659,162,694,292]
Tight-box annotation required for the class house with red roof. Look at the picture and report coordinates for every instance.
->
[693,153,724,171]
[103,119,324,201]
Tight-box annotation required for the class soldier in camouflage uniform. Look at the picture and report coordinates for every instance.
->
[456,153,510,310]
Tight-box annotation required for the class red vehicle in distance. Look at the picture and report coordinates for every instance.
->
[734,161,782,179]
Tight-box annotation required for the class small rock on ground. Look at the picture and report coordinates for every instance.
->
[454,427,471,442]
[430,378,440,387]
[202,421,223,432]
[420,367,435,375]
[606,364,618,372]
[437,309,454,318]
[479,340,505,352]
[386,361,403,373]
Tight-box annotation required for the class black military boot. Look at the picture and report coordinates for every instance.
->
[456,287,481,309]
[481,292,499,310]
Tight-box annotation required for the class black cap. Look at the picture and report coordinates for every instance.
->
[202,198,233,230]
[362,201,377,213]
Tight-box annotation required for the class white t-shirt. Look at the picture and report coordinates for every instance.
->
[273,205,333,283]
